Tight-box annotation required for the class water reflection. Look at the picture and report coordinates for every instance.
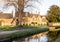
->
[13,32,49,42]
[40,35,48,42]
[28,35,48,42]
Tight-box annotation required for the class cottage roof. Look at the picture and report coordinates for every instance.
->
[0,13,13,19]
[22,12,41,18]
[42,16,48,22]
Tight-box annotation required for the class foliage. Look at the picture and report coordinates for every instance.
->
[48,30,60,42]
[46,5,60,22]
[54,35,60,42]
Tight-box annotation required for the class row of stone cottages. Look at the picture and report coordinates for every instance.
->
[0,12,48,26]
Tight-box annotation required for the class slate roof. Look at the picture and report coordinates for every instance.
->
[0,13,13,19]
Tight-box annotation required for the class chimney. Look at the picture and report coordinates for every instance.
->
[12,9,15,18]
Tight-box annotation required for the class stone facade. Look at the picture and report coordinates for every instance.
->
[0,13,16,26]
[0,12,48,26]
[49,23,60,26]
[21,12,48,26]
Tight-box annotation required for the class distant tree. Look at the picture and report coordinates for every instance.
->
[46,5,60,22]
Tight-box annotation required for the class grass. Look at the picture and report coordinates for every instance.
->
[0,26,20,31]
[0,28,49,40]
[0,25,48,31]
[0,25,49,41]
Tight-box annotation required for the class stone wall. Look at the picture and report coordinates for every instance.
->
[0,19,16,26]
[49,23,60,26]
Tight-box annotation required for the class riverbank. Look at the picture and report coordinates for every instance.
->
[0,26,49,31]
[0,27,49,42]
[0,26,60,42]
[55,36,60,42]
[48,30,60,42]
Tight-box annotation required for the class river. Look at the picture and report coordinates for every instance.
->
[3,31,59,42]
[12,32,51,42]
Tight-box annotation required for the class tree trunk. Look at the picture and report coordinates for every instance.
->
[18,0,24,26]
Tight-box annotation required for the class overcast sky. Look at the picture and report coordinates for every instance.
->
[40,0,60,15]
[0,0,60,15]
[24,0,60,15]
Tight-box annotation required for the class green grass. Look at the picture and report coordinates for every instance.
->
[0,25,49,40]
[0,25,48,31]
[0,25,21,31]
[0,28,49,40]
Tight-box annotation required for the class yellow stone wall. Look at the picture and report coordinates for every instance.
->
[0,19,16,26]
[22,16,47,26]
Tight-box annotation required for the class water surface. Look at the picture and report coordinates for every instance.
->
[13,32,49,42]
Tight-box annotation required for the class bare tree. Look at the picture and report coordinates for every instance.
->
[18,0,41,25]
[1,0,41,25]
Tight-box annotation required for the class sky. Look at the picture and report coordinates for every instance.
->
[0,0,15,13]
[24,0,60,15]
[40,0,60,15]
[0,0,60,15]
